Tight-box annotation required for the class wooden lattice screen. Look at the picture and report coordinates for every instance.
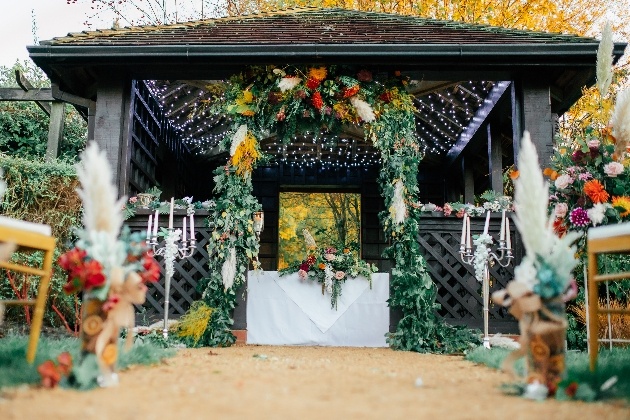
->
[418,214,521,333]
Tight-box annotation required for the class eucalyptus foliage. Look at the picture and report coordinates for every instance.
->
[191,65,478,352]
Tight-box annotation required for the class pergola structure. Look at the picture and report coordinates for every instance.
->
[27,8,626,330]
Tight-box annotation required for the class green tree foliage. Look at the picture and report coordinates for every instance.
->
[0,61,87,162]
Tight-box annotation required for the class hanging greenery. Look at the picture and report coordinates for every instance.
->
[184,65,478,351]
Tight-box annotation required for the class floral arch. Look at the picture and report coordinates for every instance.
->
[192,65,476,351]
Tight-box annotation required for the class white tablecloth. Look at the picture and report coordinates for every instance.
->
[246,270,389,347]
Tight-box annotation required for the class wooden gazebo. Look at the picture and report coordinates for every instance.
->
[27,8,626,332]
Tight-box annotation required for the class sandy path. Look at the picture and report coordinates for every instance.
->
[0,345,628,419]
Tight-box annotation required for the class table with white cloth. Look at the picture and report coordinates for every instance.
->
[246,270,389,347]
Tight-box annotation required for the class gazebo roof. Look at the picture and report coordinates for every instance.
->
[27,8,626,167]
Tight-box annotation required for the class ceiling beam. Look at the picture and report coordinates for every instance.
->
[445,81,511,167]
[0,88,53,101]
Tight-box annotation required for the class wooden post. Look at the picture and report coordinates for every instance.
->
[45,102,65,162]
[93,78,132,195]
[487,123,503,194]
[463,156,474,204]
[513,81,554,169]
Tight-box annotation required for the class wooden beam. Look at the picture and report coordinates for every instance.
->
[15,70,51,115]
[407,81,459,96]
[45,102,65,162]
[445,81,511,167]
[0,88,53,102]
[487,123,503,194]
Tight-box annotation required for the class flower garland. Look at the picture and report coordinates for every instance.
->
[279,238,377,309]
[472,233,493,282]
[188,65,478,352]
[163,229,181,280]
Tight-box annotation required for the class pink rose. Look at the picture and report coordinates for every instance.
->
[604,162,624,177]
[554,202,568,218]
[443,203,453,217]
[587,139,600,149]
[298,269,308,280]
[335,271,345,280]
[325,253,336,261]
[554,174,574,190]
[129,196,138,203]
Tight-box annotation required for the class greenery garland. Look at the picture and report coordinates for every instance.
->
[186,65,477,351]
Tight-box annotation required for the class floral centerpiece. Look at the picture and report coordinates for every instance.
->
[492,132,580,400]
[279,229,377,309]
[58,143,160,388]
[547,23,629,242]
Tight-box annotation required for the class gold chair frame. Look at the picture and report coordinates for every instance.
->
[0,223,56,363]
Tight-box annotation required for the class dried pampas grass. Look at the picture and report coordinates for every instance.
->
[230,124,248,156]
[222,247,237,290]
[596,22,614,96]
[391,179,407,224]
[612,88,630,160]
[350,96,375,122]
[278,77,302,92]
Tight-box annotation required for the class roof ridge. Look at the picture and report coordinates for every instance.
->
[46,7,597,45]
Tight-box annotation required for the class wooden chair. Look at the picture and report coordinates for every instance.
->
[586,222,630,371]
[0,216,56,363]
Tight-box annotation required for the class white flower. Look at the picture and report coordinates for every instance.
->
[278,76,302,92]
[596,22,614,96]
[554,174,574,190]
[472,233,493,282]
[229,124,248,156]
[588,203,607,226]
[604,161,624,177]
[391,179,407,224]
[349,96,375,122]
[522,381,549,401]
[554,202,568,218]
[423,202,438,212]
[182,196,193,204]
[587,139,601,149]
[164,229,182,280]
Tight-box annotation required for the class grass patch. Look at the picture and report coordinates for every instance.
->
[466,346,630,401]
[0,334,177,389]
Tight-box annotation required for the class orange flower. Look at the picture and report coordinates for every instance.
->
[343,85,360,98]
[583,179,609,203]
[543,168,559,180]
[101,343,118,366]
[612,196,630,217]
[37,360,61,388]
[509,169,520,180]
[308,67,327,81]
[318,262,326,270]
[552,218,568,237]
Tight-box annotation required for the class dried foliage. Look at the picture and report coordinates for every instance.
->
[571,299,630,347]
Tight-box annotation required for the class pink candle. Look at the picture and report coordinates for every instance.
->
[500,210,506,241]
[190,213,194,241]
[506,218,512,249]
[153,210,159,237]
[182,217,187,242]
[466,215,472,249]
[168,197,174,229]
[146,214,152,240]
[460,214,467,245]
[483,210,490,235]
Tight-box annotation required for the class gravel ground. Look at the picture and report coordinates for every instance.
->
[1,345,628,419]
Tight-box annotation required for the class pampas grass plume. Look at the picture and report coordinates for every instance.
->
[612,88,630,160]
[278,77,302,92]
[596,22,614,96]
[350,96,376,122]
[222,247,237,290]
[392,179,407,224]
[230,124,248,156]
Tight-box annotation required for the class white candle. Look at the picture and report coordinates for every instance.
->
[506,218,512,249]
[146,214,152,240]
[500,210,506,241]
[483,210,490,235]
[153,210,159,237]
[190,213,194,241]
[460,214,467,245]
[182,217,187,242]
[466,215,472,249]
[169,197,174,230]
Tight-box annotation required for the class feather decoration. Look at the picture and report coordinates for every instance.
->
[302,228,317,249]
[391,179,407,224]
[230,124,248,156]
[611,88,630,160]
[596,22,614,96]
[350,96,376,122]
[278,77,302,92]
[75,142,126,275]
[221,247,237,290]
[512,132,580,292]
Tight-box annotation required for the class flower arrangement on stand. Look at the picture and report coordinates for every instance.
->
[493,132,581,400]
[279,229,377,309]
[57,143,160,389]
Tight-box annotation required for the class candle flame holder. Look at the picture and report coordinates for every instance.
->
[459,211,513,349]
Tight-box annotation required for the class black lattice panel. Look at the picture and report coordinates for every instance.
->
[418,214,520,332]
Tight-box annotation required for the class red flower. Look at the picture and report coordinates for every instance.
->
[379,91,392,103]
[37,360,61,388]
[79,260,107,290]
[553,217,568,237]
[311,91,324,110]
[306,77,321,90]
[343,85,360,98]
[102,294,121,312]
[306,255,316,266]
[299,262,310,272]
[140,253,161,283]
[357,69,373,82]
[56,352,73,376]
[58,247,87,272]
[565,382,579,398]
